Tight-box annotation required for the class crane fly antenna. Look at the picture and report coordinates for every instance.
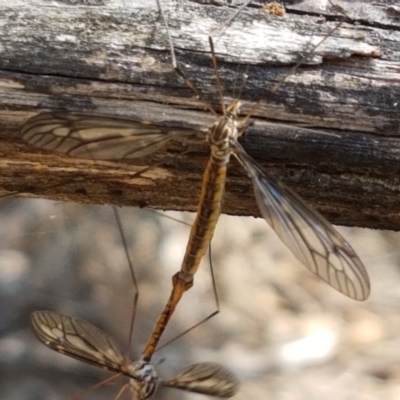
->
[156,0,218,116]
[209,37,226,115]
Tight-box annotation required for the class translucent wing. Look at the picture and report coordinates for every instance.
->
[31,310,126,373]
[163,362,239,398]
[233,142,370,301]
[21,112,199,159]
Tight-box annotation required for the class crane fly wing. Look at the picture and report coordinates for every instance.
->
[21,112,199,159]
[31,310,125,373]
[233,142,370,301]
[162,362,239,398]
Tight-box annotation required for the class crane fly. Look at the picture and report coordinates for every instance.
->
[22,0,370,363]
[31,311,239,399]
[30,208,238,399]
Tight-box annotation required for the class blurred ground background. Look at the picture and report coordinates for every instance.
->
[0,196,400,400]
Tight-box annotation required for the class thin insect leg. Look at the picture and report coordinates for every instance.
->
[174,67,218,116]
[145,208,192,227]
[113,206,208,353]
[238,99,263,130]
[68,373,122,400]
[327,0,351,20]
[156,309,220,353]
[155,0,177,69]
[0,177,90,200]
[112,206,139,354]
[211,0,253,41]
[209,5,346,129]
[239,4,348,126]
[208,243,220,316]
[231,62,242,101]
[235,63,249,104]
[271,17,347,93]
[114,383,129,400]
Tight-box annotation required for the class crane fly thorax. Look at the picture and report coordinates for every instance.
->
[207,112,239,163]
[127,359,159,399]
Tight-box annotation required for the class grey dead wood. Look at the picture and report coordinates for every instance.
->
[0,0,399,230]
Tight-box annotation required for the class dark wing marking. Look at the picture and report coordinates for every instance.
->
[21,112,199,159]
[31,310,126,373]
[233,142,370,301]
[163,362,239,398]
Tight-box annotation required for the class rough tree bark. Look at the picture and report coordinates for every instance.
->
[0,0,399,230]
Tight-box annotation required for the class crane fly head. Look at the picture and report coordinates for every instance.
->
[127,358,160,399]
[207,100,242,155]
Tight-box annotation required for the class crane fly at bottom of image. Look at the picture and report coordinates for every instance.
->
[31,310,239,399]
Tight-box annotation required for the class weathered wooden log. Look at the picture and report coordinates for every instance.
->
[0,0,399,230]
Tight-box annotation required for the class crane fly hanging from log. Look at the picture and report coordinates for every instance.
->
[22,0,370,363]
[30,208,239,400]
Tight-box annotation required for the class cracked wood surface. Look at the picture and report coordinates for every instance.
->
[0,0,399,230]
